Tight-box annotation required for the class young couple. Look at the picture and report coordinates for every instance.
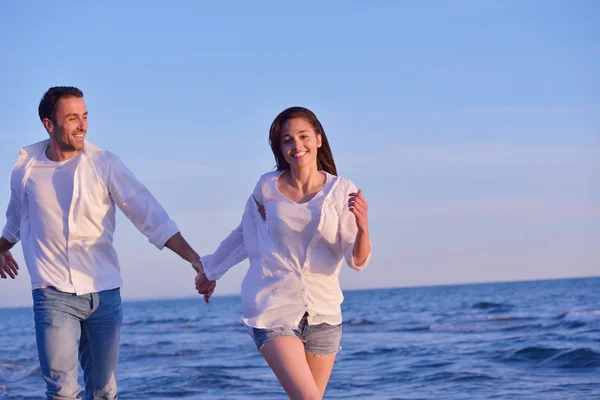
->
[0,86,371,400]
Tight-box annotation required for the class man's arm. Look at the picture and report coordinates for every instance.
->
[107,156,180,249]
[0,237,15,254]
[1,152,24,279]
[165,233,216,303]
[2,168,21,279]
[164,232,202,272]
[106,156,214,296]
[2,169,22,247]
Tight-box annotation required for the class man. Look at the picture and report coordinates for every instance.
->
[0,86,215,399]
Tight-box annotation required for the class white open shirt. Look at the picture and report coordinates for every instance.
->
[202,171,371,329]
[2,139,179,295]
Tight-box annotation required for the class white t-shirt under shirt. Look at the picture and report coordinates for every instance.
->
[256,172,335,268]
[25,148,81,292]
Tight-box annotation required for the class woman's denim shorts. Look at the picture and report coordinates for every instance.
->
[249,313,342,355]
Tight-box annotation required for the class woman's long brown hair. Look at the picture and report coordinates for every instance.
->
[268,107,337,176]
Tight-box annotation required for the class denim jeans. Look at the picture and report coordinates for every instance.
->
[249,313,342,354]
[32,287,122,400]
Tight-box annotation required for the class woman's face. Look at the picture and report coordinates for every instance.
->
[280,117,322,170]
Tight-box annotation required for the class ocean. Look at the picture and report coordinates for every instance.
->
[1,277,599,399]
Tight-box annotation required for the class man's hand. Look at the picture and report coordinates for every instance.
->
[0,251,19,279]
[195,272,216,304]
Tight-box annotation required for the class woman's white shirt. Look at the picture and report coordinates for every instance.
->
[201,170,371,329]
[259,171,335,268]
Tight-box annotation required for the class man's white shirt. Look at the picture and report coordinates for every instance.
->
[2,139,179,295]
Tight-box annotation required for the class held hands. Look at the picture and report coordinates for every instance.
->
[192,258,216,304]
[348,189,369,233]
[0,251,19,279]
[195,272,216,304]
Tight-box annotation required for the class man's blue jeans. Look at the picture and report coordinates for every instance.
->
[32,287,122,400]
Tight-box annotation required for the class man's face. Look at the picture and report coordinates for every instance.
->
[44,97,88,152]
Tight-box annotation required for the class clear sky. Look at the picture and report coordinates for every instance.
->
[1,1,598,308]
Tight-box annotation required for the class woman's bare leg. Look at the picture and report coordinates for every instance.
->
[306,353,337,398]
[260,336,321,400]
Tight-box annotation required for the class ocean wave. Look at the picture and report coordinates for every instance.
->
[122,388,200,398]
[428,311,567,333]
[561,321,587,329]
[148,317,196,325]
[0,362,40,382]
[486,315,535,321]
[349,347,400,357]
[472,302,514,312]
[456,314,540,322]
[549,348,600,368]
[429,321,554,333]
[387,326,431,333]
[507,346,600,368]
[183,367,260,388]
[203,324,248,332]
[123,317,201,327]
[559,310,600,323]
[409,359,453,369]
[119,370,254,397]
[124,349,201,361]
[344,318,376,326]
[549,310,600,329]
[509,346,561,360]
[423,371,496,382]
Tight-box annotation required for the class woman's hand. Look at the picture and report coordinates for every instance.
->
[349,189,369,234]
[195,271,216,303]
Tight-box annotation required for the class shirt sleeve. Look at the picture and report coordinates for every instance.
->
[202,174,267,280]
[339,179,371,271]
[252,178,264,204]
[1,169,22,244]
[107,156,179,249]
[201,220,248,281]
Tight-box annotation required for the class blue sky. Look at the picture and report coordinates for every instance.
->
[1,1,598,308]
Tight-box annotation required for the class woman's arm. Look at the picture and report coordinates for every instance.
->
[340,182,372,270]
[348,189,371,267]
[200,221,248,281]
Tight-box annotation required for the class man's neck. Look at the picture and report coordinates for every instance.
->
[46,145,80,162]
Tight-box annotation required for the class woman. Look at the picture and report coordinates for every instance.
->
[196,106,371,399]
